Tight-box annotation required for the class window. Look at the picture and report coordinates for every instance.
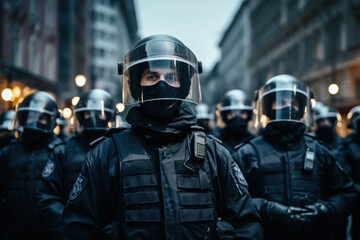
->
[44,43,55,79]
[29,32,40,74]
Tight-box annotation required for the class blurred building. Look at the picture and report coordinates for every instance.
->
[203,0,251,108]
[0,0,138,118]
[90,0,138,102]
[0,0,59,111]
[57,0,92,108]
[58,0,139,109]
[204,0,360,129]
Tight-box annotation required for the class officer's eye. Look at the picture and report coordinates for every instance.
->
[165,73,177,84]
[147,74,158,81]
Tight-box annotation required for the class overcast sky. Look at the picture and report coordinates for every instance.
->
[134,0,242,72]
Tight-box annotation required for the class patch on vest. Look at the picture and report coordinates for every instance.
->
[69,174,88,201]
[42,161,55,178]
[231,161,248,188]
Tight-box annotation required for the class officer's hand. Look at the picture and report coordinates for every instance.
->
[298,202,329,230]
[265,201,309,229]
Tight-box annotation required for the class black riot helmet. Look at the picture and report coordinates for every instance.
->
[74,89,115,132]
[220,89,253,123]
[13,91,59,133]
[196,104,210,120]
[256,74,310,128]
[119,34,202,105]
[0,110,15,130]
[347,105,360,130]
[313,102,338,128]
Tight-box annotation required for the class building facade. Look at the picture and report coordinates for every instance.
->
[204,0,360,132]
[58,0,138,108]
[89,0,138,103]
[0,0,58,111]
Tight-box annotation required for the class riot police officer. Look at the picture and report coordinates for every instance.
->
[335,105,360,240]
[37,89,115,238]
[0,91,62,239]
[0,110,15,149]
[312,102,342,149]
[62,34,262,239]
[217,89,255,154]
[232,74,354,240]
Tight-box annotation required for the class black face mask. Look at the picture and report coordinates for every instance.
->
[142,81,181,101]
[263,121,306,145]
[224,115,248,138]
[140,81,182,123]
[316,125,335,142]
[224,125,247,140]
[225,115,248,127]
[270,106,300,120]
[21,129,52,149]
[267,121,303,133]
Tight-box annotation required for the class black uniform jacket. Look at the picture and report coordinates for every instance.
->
[36,134,90,227]
[232,124,355,240]
[0,135,62,235]
[62,104,263,240]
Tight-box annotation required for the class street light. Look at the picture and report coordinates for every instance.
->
[72,96,80,106]
[13,86,21,98]
[311,98,317,108]
[63,107,72,119]
[116,103,125,113]
[75,74,86,87]
[1,88,13,101]
[328,83,339,95]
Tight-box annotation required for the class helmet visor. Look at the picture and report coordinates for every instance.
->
[123,59,201,105]
[0,119,14,130]
[256,88,310,127]
[75,110,113,131]
[221,109,253,122]
[13,110,56,133]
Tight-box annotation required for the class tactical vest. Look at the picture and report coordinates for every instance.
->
[5,139,60,231]
[248,135,322,207]
[111,129,217,239]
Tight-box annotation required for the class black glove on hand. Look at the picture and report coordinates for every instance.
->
[264,201,309,230]
[298,202,329,230]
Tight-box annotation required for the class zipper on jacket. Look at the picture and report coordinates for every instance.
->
[283,152,292,205]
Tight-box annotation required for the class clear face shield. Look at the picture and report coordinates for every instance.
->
[0,119,14,131]
[75,100,114,132]
[121,37,202,105]
[220,108,254,122]
[13,108,57,133]
[256,87,310,128]
[123,59,201,105]
[315,114,338,128]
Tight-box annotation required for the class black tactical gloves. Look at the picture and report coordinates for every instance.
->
[263,201,308,228]
[253,198,330,231]
[298,202,330,229]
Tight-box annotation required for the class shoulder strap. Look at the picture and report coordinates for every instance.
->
[47,135,65,150]
[303,134,320,152]
[89,136,107,148]
[234,134,256,151]
[247,136,266,160]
